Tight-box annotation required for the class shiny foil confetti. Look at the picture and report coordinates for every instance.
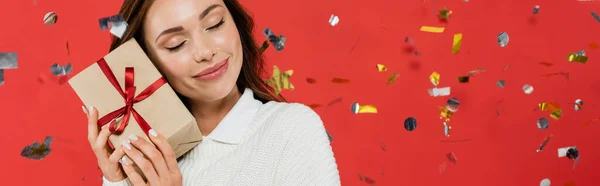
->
[43,12,58,26]
[331,77,350,84]
[533,5,540,15]
[539,102,560,112]
[99,14,128,38]
[263,27,286,52]
[589,42,599,49]
[539,62,553,67]
[66,41,70,56]
[428,87,451,97]
[567,50,588,64]
[537,134,553,152]
[358,174,376,185]
[550,110,562,120]
[327,97,343,106]
[523,84,534,94]
[0,69,4,85]
[430,72,440,86]
[537,118,549,130]
[583,117,599,127]
[377,64,387,72]
[497,32,509,47]
[444,123,451,137]
[308,104,323,109]
[574,99,583,111]
[457,76,469,83]
[467,67,486,76]
[387,73,398,85]
[50,63,72,76]
[0,52,18,69]
[306,78,317,84]
[420,26,445,33]
[326,131,333,142]
[446,98,459,112]
[497,80,505,88]
[558,146,576,158]
[540,178,550,186]
[446,152,457,164]
[440,107,454,119]
[452,33,462,54]
[592,12,600,23]
[351,102,378,114]
[404,117,417,131]
[20,136,54,160]
[439,7,452,20]
[266,66,294,95]
[329,14,339,26]
[258,40,269,54]
[566,147,579,160]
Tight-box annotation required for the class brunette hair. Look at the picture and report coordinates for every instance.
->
[108,0,285,103]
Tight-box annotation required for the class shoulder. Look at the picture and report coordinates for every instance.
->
[257,101,324,132]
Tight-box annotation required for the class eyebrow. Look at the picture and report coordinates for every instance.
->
[154,4,222,43]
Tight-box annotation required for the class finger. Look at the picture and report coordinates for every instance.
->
[121,159,146,186]
[91,124,112,163]
[108,146,126,169]
[122,140,159,186]
[128,134,170,178]
[95,119,116,149]
[147,129,179,174]
[86,106,99,144]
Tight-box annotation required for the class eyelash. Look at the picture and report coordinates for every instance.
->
[165,18,225,52]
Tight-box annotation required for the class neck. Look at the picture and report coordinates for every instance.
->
[188,88,242,136]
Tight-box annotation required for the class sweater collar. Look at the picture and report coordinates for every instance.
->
[206,88,262,144]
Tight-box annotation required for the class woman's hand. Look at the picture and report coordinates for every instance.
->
[84,106,127,182]
[120,129,183,186]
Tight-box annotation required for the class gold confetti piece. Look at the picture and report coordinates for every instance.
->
[430,72,440,86]
[306,78,317,84]
[387,72,398,85]
[539,61,553,67]
[307,104,323,109]
[537,134,553,152]
[439,107,454,119]
[258,40,269,54]
[551,110,562,120]
[439,7,452,20]
[43,12,58,26]
[331,77,350,84]
[457,76,469,83]
[589,42,599,49]
[452,33,462,54]
[539,102,560,112]
[446,152,457,164]
[420,26,445,33]
[567,51,588,64]
[351,102,378,114]
[376,64,387,72]
[266,66,294,95]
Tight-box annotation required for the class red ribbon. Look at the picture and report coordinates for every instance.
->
[95,58,167,136]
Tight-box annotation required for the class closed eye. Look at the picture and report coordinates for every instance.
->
[165,41,186,51]
[207,18,224,31]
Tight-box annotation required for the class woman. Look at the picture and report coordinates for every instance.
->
[83,0,340,185]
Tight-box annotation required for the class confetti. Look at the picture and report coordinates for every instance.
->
[376,64,387,72]
[533,5,540,15]
[0,69,4,85]
[539,62,554,67]
[497,80,505,88]
[523,84,534,94]
[428,87,451,97]
[99,14,128,38]
[439,7,452,20]
[446,152,457,164]
[537,118,549,130]
[539,102,560,112]
[327,97,343,106]
[326,131,333,142]
[351,102,378,114]
[567,50,588,64]
[20,136,54,160]
[589,42,599,49]
[440,107,454,120]
[306,78,317,84]
[430,72,440,86]
[573,156,581,169]
[420,26,445,33]
[258,40,269,54]
[444,123,451,137]
[550,110,562,120]
[537,134,553,152]
[404,117,417,131]
[387,73,398,85]
[457,76,469,83]
[558,146,576,158]
[540,178,550,186]
[574,99,583,111]
[308,104,323,109]
[380,142,387,151]
[565,181,576,186]
[466,67,486,76]
[583,117,599,127]
[0,52,18,69]
[592,12,600,23]
[266,66,294,95]
[331,77,350,84]
[503,64,511,71]
[414,51,419,56]
[446,98,459,112]
[66,41,70,56]
[439,162,447,174]
[358,174,376,185]
[43,12,58,26]
[263,27,286,52]
[50,63,72,76]
[329,14,339,26]
[497,32,509,47]
[452,33,462,54]
[566,147,579,160]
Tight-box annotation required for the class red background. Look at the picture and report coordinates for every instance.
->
[1,0,599,185]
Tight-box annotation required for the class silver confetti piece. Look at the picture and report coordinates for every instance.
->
[537,117,549,130]
[573,156,580,169]
[0,69,4,85]
[43,12,58,26]
[592,12,600,23]
[497,32,509,47]
[428,87,451,97]
[540,178,550,186]
[443,123,451,137]
[575,50,586,56]
[533,5,540,15]
[0,52,18,69]
[446,98,459,112]
[99,14,128,38]
[523,84,534,94]
[497,80,505,88]
[329,14,339,26]
[50,63,72,76]
[574,99,583,111]
[263,28,286,52]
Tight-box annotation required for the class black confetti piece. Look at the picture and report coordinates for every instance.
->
[404,117,417,131]
[21,136,54,160]
[592,12,600,23]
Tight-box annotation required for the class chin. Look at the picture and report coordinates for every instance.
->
[198,81,237,102]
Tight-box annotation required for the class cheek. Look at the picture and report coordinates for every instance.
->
[213,24,242,55]
[154,56,190,83]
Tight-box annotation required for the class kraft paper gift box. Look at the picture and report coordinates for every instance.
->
[68,39,202,178]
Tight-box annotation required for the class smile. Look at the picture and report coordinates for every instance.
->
[193,57,229,81]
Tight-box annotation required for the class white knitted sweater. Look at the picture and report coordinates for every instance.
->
[103,89,341,186]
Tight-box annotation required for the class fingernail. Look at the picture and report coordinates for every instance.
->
[128,134,138,141]
[88,106,94,116]
[149,129,158,137]
[120,157,130,166]
[122,140,132,150]
[81,106,88,115]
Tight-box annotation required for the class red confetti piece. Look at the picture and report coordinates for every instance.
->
[565,181,576,186]
[589,42,599,49]
[446,152,457,164]
[358,174,376,185]
[327,97,343,106]
[331,78,350,84]
[539,61,554,67]
[307,104,323,109]
[306,78,317,84]
[583,117,599,127]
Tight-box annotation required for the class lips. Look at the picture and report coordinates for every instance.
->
[194,58,228,77]
[192,58,229,81]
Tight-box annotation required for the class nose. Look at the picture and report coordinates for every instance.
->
[193,36,216,63]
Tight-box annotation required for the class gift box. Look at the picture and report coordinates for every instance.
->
[68,39,202,178]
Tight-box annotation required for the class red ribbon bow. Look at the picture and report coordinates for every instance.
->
[96,58,167,136]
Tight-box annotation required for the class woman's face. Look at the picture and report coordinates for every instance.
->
[143,0,243,102]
